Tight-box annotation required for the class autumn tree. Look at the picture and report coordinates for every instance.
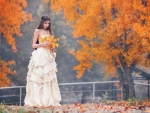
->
[46,0,150,99]
[0,0,32,87]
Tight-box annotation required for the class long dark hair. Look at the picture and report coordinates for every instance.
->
[32,14,53,49]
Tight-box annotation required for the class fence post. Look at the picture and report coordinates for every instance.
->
[112,82,114,100]
[93,83,95,101]
[20,87,22,106]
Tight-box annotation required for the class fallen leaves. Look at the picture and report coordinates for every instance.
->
[1,100,150,113]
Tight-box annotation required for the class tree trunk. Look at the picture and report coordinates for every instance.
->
[114,28,135,100]
[113,55,135,100]
[116,63,135,100]
[81,86,91,103]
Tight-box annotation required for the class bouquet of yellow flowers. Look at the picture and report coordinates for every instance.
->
[39,35,60,51]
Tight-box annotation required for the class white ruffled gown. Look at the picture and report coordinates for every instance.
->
[24,35,61,107]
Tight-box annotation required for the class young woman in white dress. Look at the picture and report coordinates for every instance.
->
[24,14,61,107]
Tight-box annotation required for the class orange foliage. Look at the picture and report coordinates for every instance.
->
[0,0,32,86]
[47,0,150,78]
[0,59,16,87]
[0,0,32,52]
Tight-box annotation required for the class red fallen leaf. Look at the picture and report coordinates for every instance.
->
[110,106,113,110]
[133,107,139,110]
[139,106,145,109]
[95,106,98,110]
[125,106,130,110]
[41,106,45,109]
[74,102,79,107]
[96,105,99,107]
[79,105,83,109]
[33,106,38,108]
[47,106,53,108]
[81,109,86,112]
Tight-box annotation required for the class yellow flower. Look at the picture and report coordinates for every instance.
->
[38,35,60,49]
[49,35,60,48]
[57,38,60,41]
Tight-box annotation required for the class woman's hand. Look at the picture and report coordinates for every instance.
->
[42,41,50,47]
[49,45,55,52]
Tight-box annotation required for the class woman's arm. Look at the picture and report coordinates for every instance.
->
[32,29,50,49]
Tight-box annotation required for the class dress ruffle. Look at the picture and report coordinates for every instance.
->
[24,47,61,106]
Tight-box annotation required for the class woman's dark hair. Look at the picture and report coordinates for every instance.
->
[32,14,53,50]
[37,14,53,35]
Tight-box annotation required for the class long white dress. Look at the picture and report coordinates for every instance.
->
[24,35,61,106]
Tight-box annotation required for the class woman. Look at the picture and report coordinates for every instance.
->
[24,14,61,107]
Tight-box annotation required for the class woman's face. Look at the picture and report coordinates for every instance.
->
[43,20,50,29]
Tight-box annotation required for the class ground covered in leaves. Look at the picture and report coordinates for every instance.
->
[1,100,150,113]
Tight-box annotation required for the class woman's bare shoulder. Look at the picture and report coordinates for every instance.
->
[35,29,41,32]
[34,29,41,35]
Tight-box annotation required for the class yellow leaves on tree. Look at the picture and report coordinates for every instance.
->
[47,0,150,78]
[0,59,16,87]
[0,0,32,52]
[0,0,32,87]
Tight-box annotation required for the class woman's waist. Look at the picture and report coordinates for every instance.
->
[37,46,51,50]
[36,47,56,55]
